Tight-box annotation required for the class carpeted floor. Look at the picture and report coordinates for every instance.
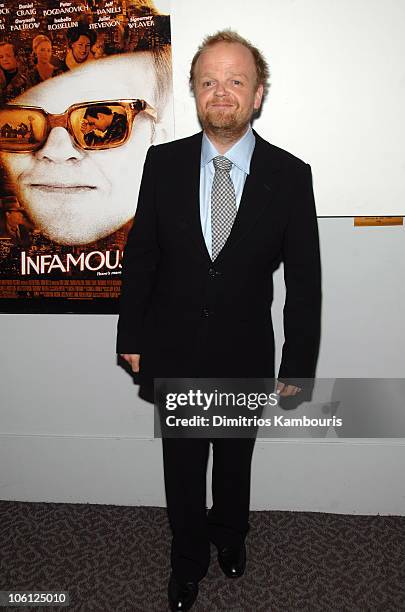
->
[1,501,405,611]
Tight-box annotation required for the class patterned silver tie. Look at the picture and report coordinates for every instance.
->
[211,156,237,261]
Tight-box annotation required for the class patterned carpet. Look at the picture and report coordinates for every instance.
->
[1,501,405,611]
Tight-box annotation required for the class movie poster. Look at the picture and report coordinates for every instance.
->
[0,0,173,313]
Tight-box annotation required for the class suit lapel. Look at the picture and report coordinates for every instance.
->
[179,131,213,264]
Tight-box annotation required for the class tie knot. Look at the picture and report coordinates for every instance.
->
[213,156,232,173]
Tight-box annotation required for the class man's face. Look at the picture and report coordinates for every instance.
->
[86,112,111,132]
[91,40,104,59]
[6,211,25,229]
[71,35,91,63]
[36,41,52,64]
[193,42,263,134]
[0,44,17,71]
[0,53,169,245]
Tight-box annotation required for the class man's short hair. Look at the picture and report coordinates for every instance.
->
[149,44,172,122]
[84,106,113,120]
[189,29,270,98]
[0,41,15,54]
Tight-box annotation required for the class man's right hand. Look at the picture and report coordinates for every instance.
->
[120,354,140,373]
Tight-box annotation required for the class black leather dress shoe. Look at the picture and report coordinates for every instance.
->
[168,573,199,611]
[217,543,246,578]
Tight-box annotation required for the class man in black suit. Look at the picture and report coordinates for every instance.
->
[117,29,321,611]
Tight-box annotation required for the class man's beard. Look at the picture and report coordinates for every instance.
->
[200,106,251,139]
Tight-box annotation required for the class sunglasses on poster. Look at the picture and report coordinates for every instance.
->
[0,99,157,152]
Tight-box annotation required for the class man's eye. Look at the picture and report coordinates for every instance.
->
[203,81,213,87]
[233,80,242,85]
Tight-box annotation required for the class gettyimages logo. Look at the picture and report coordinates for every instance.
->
[164,388,279,411]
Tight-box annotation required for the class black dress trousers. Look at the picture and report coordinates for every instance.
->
[162,435,257,582]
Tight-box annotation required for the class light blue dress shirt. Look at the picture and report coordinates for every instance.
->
[199,126,256,258]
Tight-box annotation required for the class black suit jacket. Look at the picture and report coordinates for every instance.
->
[116,130,322,403]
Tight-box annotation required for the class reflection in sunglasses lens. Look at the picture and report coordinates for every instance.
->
[71,103,129,150]
[0,108,47,152]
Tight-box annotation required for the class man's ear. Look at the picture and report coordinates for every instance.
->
[254,84,264,111]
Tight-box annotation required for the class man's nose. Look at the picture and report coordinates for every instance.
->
[213,81,228,96]
[35,127,85,163]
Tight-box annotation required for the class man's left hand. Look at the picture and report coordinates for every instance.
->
[276,381,302,396]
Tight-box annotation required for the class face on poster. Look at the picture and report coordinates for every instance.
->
[0,0,173,312]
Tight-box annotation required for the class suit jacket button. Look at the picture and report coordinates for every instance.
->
[209,268,221,277]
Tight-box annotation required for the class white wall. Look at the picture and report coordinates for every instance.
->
[170,0,405,216]
[1,218,405,514]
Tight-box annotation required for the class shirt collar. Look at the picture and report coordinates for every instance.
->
[201,125,255,175]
